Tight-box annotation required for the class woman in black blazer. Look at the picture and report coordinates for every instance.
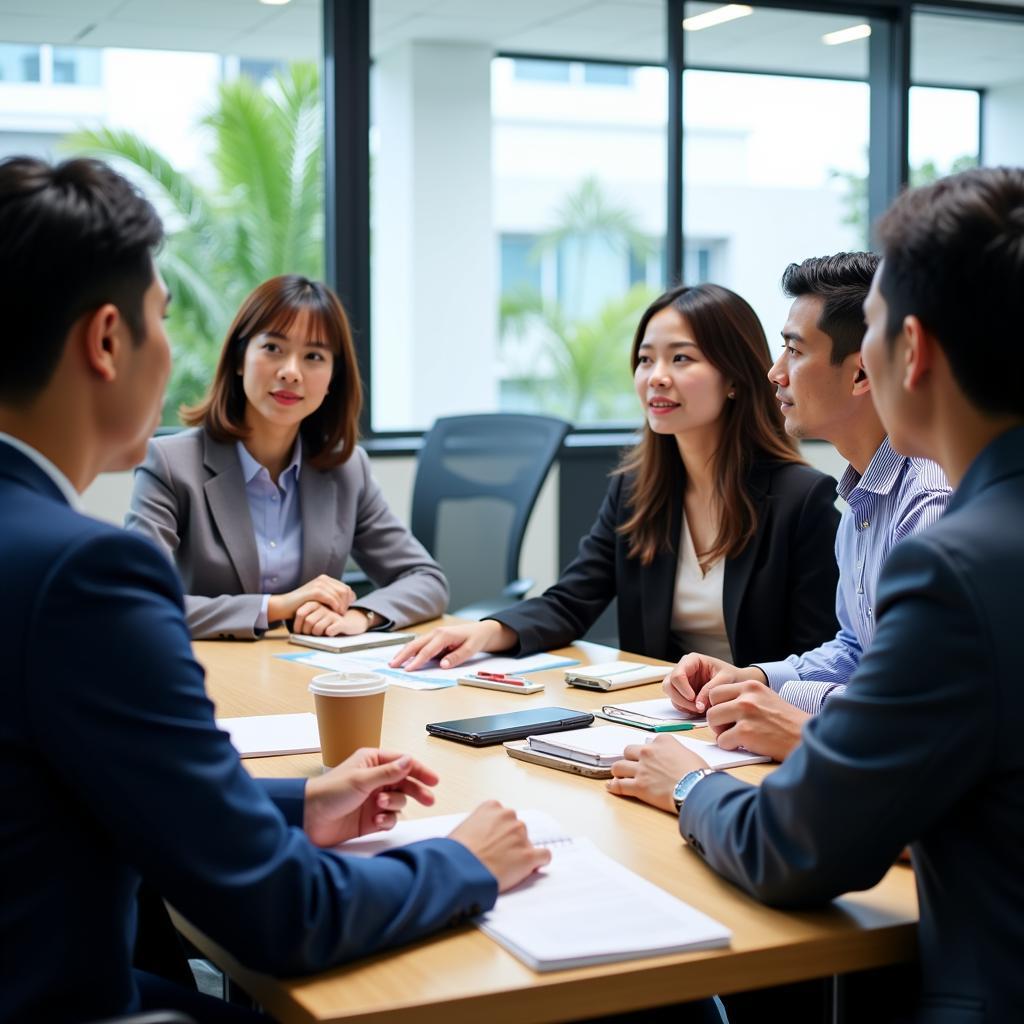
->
[392,283,839,671]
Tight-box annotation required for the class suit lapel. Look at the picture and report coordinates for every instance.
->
[299,463,341,582]
[202,434,261,593]
[642,476,683,661]
[723,461,771,646]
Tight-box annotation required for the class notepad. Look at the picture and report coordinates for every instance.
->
[341,810,731,971]
[288,632,415,654]
[596,697,707,731]
[216,713,321,758]
[528,725,645,767]
[564,660,667,691]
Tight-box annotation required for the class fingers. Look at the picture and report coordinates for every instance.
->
[293,600,319,633]
[375,749,441,788]
[389,634,425,667]
[528,845,553,872]
[608,757,637,779]
[606,776,638,798]
[403,633,459,672]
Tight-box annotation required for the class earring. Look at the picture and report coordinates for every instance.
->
[728,390,736,399]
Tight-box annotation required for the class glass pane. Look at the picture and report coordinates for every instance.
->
[52,47,102,86]
[681,4,870,340]
[0,43,41,83]
[370,0,666,430]
[0,11,324,424]
[911,11,1024,170]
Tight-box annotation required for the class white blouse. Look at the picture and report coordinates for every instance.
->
[669,521,733,662]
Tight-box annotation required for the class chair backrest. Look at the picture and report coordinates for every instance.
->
[411,414,571,611]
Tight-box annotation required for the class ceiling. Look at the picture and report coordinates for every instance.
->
[0,0,1021,88]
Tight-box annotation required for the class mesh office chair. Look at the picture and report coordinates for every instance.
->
[410,413,571,618]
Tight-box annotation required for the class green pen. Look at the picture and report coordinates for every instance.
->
[650,721,696,732]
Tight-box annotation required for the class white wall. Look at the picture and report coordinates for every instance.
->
[983,78,1024,166]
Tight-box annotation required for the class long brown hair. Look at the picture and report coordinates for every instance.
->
[617,283,802,566]
[181,275,361,469]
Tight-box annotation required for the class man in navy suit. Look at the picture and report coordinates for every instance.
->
[0,156,550,1023]
[610,166,1024,1021]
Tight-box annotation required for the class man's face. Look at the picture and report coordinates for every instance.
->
[100,264,171,472]
[767,295,860,443]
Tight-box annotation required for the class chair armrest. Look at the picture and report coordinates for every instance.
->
[88,1013,197,1024]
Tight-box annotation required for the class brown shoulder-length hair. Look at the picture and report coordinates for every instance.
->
[181,275,361,469]
[617,283,802,566]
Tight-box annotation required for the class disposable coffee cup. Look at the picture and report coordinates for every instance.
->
[309,672,389,768]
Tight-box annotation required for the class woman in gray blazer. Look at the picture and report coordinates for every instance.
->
[126,275,448,640]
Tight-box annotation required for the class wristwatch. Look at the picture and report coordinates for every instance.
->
[672,768,715,812]
[353,607,378,630]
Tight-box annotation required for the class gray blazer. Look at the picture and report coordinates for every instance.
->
[125,429,448,640]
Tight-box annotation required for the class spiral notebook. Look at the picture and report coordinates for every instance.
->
[342,810,731,971]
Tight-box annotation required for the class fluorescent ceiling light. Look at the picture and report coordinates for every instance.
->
[259,0,291,6]
[682,5,753,32]
[822,24,872,46]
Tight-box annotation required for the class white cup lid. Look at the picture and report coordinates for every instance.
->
[309,671,388,697]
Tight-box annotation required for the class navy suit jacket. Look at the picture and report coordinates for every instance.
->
[492,459,840,665]
[679,426,1024,1022]
[0,442,495,1023]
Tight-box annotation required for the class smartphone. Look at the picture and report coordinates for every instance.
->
[425,706,594,747]
[503,740,612,779]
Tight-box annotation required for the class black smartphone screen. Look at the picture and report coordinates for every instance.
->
[426,706,594,746]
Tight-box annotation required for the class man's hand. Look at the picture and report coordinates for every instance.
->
[389,620,518,672]
[706,681,809,762]
[663,653,769,714]
[607,735,709,813]
[303,748,439,847]
[293,602,369,637]
[268,574,355,624]
[448,801,552,892]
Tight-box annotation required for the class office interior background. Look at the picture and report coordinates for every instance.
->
[2,0,1022,616]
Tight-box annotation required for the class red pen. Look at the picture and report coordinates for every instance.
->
[475,671,527,685]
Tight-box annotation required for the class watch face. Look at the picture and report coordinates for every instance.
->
[673,769,708,808]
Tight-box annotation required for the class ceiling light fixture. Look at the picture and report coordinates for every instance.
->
[822,24,872,46]
[259,0,292,6]
[682,5,753,32]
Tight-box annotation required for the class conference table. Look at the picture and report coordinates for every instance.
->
[179,621,919,1024]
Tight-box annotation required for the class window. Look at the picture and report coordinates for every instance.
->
[513,58,571,83]
[911,10,1024,172]
[51,47,101,86]
[681,4,870,340]
[0,43,41,83]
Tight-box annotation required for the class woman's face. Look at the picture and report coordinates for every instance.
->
[240,311,335,431]
[634,306,732,440]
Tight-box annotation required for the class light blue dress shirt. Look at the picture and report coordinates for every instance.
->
[236,439,304,629]
[756,438,951,713]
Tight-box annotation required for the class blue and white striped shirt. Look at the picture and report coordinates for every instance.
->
[755,437,951,714]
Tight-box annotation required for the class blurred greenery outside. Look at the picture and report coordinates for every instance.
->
[832,152,979,248]
[67,61,650,428]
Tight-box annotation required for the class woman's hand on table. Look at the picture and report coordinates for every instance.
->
[448,801,552,892]
[663,652,769,714]
[293,602,369,636]
[268,575,355,624]
[389,620,518,671]
[303,748,439,847]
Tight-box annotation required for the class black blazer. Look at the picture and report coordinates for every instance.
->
[678,425,1024,1023]
[493,458,840,665]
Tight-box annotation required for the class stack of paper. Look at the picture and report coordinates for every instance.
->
[342,810,731,971]
[216,713,321,758]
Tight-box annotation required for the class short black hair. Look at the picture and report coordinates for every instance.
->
[781,252,880,365]
[0,156,164,404]
[876,166,1024,417]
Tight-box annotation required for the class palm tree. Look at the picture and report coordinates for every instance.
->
[66,62,324,422]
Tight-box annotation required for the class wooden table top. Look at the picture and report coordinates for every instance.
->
[179,620,918,1024]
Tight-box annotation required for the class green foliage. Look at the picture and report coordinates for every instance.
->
[66,63,324,424]
[501,177,656,422]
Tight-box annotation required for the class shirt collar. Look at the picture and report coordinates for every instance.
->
[235,436,303,487]
[0,432,83,510]
[837,436,905,503]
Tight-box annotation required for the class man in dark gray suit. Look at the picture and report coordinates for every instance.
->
[609,166,1024,1022]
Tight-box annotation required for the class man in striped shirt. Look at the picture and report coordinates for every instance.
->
[661,252,951,761]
